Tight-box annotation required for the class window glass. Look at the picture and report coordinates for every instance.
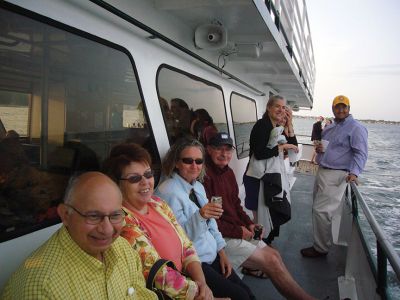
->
[230,93,257,159]
[0,7,158,241]
[0,91,30,136]
[157,66,228,145]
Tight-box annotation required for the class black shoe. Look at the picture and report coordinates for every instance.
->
[300,246,328,258]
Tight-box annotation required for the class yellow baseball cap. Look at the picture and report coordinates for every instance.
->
[332,95,350,107]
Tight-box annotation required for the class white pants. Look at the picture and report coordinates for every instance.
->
[312,168,348,253]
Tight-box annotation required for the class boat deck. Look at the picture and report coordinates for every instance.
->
[243,171,347,300]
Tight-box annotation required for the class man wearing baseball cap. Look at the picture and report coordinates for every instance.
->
[204,132,316,300]
[301,95,368,258]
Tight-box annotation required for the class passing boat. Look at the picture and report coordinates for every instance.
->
[0,0,398,299]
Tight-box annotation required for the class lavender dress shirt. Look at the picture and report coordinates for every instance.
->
[317,115,368,176]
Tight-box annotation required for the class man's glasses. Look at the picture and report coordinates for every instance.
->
[120,170,154,184]
[180,157,204,165]
[65,204,126,225]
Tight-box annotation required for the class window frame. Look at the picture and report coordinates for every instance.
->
[229,91,258,159]
[155,64,230,144]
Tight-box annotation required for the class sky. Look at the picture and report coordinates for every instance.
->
[295,0,400,121]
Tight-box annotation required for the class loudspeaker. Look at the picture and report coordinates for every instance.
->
[194,24,227,50]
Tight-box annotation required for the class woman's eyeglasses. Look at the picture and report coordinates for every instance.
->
[180,157,204,165]
[120,170,154,184]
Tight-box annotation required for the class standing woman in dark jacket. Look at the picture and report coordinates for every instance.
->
[243,95,298,230]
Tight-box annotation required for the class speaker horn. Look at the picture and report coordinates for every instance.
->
[194,23,227,50]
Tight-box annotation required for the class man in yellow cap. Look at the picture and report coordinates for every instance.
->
[301,95,368,258]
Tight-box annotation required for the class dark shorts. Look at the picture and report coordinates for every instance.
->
[243,174,260,211]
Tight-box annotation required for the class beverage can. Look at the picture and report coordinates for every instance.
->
[211,196,222,204]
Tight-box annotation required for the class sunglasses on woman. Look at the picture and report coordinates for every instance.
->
[120,170,154,183]
[180,157,204,165]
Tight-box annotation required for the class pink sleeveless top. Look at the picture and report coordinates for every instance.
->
[133,205,183,271]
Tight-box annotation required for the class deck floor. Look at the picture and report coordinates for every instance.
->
[242,171,346,300]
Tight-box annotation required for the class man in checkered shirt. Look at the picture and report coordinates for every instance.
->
[1,172,157,299]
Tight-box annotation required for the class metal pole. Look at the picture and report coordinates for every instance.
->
[376,241,388,299]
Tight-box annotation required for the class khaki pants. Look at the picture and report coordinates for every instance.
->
[312,168,348,253]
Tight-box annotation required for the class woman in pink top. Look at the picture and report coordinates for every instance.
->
[103,143,214,300]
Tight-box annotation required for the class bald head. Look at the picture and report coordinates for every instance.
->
[64,172,122,206]
[58,172,124,260]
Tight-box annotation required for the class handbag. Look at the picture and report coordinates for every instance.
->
[261,173,291,226]
[146,259,177,300]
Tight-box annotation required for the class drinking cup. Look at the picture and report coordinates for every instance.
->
[321,139,329,152]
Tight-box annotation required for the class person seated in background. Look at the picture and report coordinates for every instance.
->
[324,118,332,128]
[202,132,316,300]
[0,130,67,233]
[1,172,157,299]
[170,98,192,141]
[156,138,255,300]
[311,116,324,164]
[103,143,214,300]
[158,97,175,134]
[190,108,218,146]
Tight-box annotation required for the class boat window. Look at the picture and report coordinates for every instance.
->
[230,92,257,159]
[156,65,228,145]
[0,7,159,242]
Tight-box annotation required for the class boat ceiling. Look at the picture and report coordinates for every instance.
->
[148,0,314,108]
[1,0,314,108]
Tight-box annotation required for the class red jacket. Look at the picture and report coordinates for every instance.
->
[203,158,253,238]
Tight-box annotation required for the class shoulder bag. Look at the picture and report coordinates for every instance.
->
[146,259,176,300]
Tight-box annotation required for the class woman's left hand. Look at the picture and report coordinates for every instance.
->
[194,281,213,300]
[218,249,232,278]
[279,143,298,153]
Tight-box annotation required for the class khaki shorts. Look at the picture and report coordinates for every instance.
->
[224,238,266,271]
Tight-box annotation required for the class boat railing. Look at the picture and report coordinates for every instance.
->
[294,134,313,145]
[349,182,400,299]
[264,0,316,103]
[236,141,250,158]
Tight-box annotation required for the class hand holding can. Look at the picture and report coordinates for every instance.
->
[253,225,263,240]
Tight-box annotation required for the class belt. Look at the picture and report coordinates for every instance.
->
[321,166,348,172]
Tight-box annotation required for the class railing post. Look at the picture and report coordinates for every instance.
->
[275,12,280,30]
[376,241,388,299]
[265,0,271,12]
[350,186,358,218]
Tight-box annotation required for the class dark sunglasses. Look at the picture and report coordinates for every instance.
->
[180,157,204,165]
[120,170,154,183]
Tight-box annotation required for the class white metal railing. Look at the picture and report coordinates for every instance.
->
[265,0,316,103]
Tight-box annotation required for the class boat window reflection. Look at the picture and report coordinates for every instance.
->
[157,66,228,145]
[0,7,159,242]
[230,92,257,159]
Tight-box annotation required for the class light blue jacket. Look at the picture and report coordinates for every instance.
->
[155,173,226,264]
